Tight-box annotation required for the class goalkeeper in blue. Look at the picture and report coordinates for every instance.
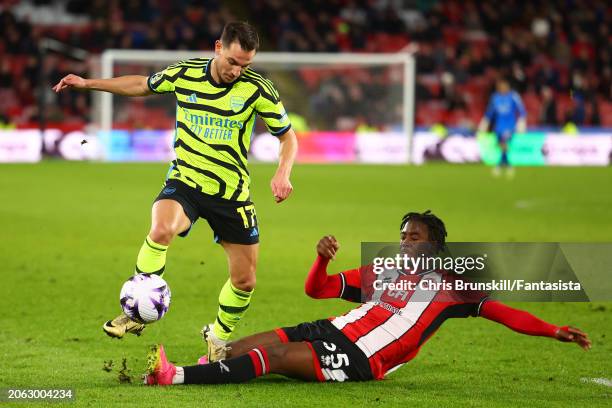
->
[478,78,527,177]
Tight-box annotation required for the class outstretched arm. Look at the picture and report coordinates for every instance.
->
[52,74,152,97]
[480,300,591,350]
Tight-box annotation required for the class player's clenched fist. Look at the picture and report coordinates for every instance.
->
[317,235,339,260]
[52,74,87,93]
[270,173,293,203]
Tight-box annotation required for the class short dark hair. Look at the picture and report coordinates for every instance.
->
[221,21,259,52]
[400,210,447,253]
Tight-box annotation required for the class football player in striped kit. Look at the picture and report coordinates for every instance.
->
[53,22,298,360]
[145,211,590,385]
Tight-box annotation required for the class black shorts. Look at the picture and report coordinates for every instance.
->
[154,179,259,245]
[276,319,373,382]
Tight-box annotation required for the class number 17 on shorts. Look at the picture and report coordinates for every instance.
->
[236,204,257,229]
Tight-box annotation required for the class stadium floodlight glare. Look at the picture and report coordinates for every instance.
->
[99,50,415,162]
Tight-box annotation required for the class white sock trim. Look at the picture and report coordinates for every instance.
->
[172,367,184,384]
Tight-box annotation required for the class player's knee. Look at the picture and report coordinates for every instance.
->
[265,345,288,367]
[231,274,256,292]
[148,223,177,245]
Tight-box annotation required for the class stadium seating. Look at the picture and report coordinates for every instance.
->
[0,0,610,128]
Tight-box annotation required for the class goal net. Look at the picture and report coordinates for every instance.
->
[96,50,415,163]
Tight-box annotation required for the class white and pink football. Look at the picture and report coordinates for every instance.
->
[119,274,171,323]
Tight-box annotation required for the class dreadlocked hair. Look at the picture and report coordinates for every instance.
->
[400,210,447,253]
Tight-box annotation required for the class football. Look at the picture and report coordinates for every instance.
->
[119,274,171,323]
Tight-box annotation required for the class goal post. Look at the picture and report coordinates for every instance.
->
[98,50,416,163]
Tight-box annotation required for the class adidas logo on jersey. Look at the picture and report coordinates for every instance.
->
[188,93,197,103]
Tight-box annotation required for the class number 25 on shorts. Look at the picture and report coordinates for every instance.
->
[236,205,257,229]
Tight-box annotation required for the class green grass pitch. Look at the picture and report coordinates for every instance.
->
[1,162,611,407]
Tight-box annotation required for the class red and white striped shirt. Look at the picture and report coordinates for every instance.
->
[305,256,560,380]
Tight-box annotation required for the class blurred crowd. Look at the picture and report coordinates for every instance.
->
[251,0,611,128]
[0,0,234,125]
[306,66,404,131]
[0,0,610,129]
